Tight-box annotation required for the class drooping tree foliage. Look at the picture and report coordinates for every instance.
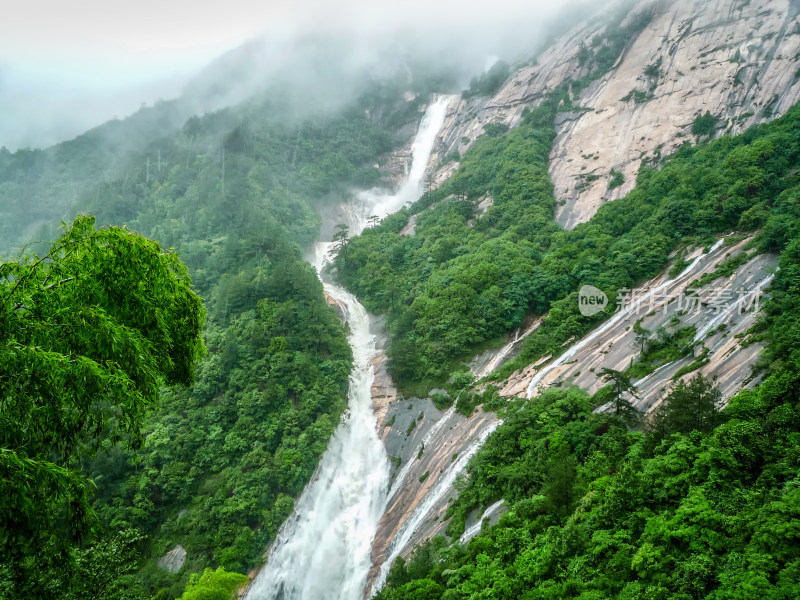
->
[0,216,205,594]
[177,567,248,600]
[0,69,444,598]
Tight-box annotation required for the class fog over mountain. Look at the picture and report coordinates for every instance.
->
[0,0,600,150]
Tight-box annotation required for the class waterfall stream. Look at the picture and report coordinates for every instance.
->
[245,95,452,600]
[459,499,506,544]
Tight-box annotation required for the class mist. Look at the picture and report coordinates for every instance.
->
[0,0,608,151]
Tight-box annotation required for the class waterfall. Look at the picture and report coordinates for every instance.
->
[386,404,457,501]
[692,272,774,341]
[245,95,452,600]
[459,499,505,544]
[475,319,542,380]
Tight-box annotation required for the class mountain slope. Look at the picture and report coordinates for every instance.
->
[338,0,800,586]
[431,0,800,228]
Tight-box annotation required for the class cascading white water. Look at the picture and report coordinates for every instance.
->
[371,419,502,595]
[387,404,457,501]
[459,499,505,544]
[245,95,452,600]
[692,272,774,341]
[475,319,542,380]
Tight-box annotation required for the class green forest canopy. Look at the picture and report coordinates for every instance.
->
[0,73,439,599]
[364,96,800,600]
[0,216,205,596]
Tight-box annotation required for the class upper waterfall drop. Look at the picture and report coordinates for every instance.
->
[317,93,453,254]
[244,95,453,600]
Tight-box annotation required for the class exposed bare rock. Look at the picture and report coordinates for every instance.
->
[467,195,494,227]
[379,97,428,186]
[428,0,800,229]
[364,0,798,586]
[497,238,778,411]
[469,317,542,380]
[380,149,413,188]
[157,545,186,573]
[323,291,348,321]
[366,242,776,584]
[399,213,418,236]
[371,339,399,434]
[459,499,507,545]
[367,407,499,591]
[552,0,800,228]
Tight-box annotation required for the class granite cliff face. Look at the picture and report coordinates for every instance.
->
[365,0,798,589]
[431,0,800,228]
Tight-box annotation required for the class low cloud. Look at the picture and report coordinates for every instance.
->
[0,0,609,150]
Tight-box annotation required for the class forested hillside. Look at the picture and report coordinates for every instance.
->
[4,1,800,599]
[364,95,800,600]
[336,89,800,392]
[0,66,451,599]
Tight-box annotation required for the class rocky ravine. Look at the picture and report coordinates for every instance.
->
[365,238,776,587]
[498,237,777,407]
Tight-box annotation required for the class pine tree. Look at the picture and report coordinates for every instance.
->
[599,367,641,426]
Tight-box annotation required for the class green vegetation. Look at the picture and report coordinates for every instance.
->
[431,391,454,410]
[671,345,710,379]
[377,356,800,598]
[491,102,800,381]
[626,325,698,379]
[643,56,663,80]
[608,169,625,189]
[692,110,718,138]
[370,78,800,600]
[177,567,248,600]
[4,17,800,600]
[463,61,510,98]
[0,75,431,598]
[763,94,780,118]
[572,2,656,96]
[689,250,753,289]
[668,250,692,278]
[730,49,745,63]
[650,375,721,439]
[0,217,205,597]
[78,94,398,598]
[595,367,641,426]
[621,89,648,103]
[441,386,625,540]
[334,96,562,390]
[337,94,800,396]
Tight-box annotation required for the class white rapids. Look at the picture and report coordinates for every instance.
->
[245,95,452,600]
[371,419,502,595]
[459,499,506,544]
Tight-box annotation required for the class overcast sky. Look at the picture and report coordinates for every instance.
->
[0,0,589,150]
